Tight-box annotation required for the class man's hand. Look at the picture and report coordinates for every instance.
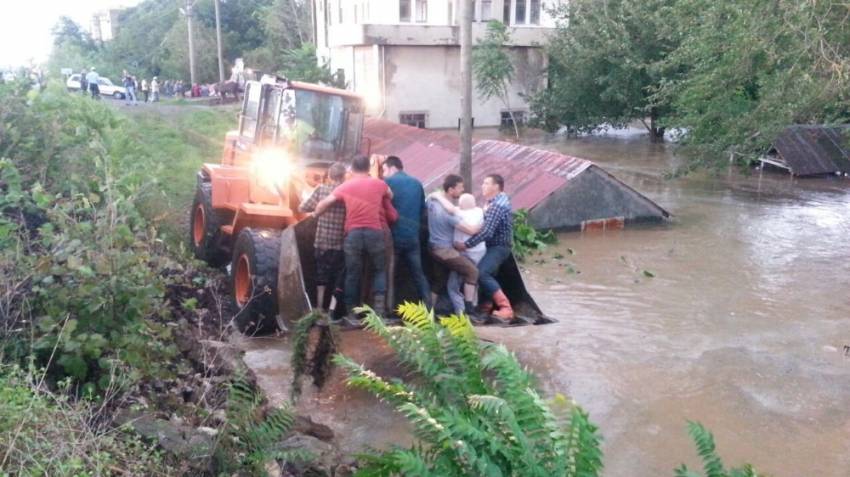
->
[454,241,467,251]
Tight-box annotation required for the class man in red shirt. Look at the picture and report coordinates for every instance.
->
[313,155,398,325]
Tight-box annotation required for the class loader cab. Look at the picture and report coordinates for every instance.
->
[236,78,365,167]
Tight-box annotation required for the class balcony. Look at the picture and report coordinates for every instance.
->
[327,22,553,48]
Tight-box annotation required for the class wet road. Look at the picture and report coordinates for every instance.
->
[241,130,850,476]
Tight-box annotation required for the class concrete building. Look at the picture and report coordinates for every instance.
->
[315,0,563,129]
[90,9,124,43]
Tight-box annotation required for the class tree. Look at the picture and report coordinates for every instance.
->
[278,43,345,88]
[473,21,520,138]
[51,16,97,51]
[656,0,850,162]
[530,0,681,141]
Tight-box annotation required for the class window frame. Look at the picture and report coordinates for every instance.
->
[399,111,428,129]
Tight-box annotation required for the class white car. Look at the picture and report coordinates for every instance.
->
[66,74,127,99]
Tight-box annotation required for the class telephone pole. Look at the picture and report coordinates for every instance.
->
[459,0,473,187]
[182,0,198,85]
[214,0,225,83]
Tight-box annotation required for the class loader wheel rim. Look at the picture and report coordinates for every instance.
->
[235,253,251,307]
[192,204,206,247]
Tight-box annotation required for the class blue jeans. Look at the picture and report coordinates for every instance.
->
[477,245,512,296]
[343,228,387,309]
[394,238,431,304]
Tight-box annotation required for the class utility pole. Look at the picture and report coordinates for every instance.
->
[214,0,225,83]
[459,0,473,188]
[182,0,198,86]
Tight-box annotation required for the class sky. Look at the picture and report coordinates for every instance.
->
[0,0,141,69]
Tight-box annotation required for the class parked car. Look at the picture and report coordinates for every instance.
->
[66,74,127,99]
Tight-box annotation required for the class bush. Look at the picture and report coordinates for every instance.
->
[334,303,603,476]
[512,209,556,262]
[0,84,178,392]
[0,365,169,475]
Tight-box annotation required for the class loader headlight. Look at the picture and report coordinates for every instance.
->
[253,148,292,194]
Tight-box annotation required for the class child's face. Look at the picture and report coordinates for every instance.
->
[459,194,476,210]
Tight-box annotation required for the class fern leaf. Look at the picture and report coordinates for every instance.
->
[687,421,726,477]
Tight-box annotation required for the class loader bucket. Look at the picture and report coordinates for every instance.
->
[275,219,318,331]
[391,248,555,326]
[276,217,554,330]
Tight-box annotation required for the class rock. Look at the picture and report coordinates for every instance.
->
[197,426,219,437]
[264,460,283,477]
[278,433,339,475]
[129,413,213,462]
[293,415,334,441]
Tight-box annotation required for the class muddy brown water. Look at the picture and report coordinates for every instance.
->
[239,130,850,476]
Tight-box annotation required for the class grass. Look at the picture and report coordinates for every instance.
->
[119,103,237,245]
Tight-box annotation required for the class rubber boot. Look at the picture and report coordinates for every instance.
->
[491,290,514,321]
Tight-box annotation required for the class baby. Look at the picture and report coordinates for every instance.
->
[447,193,487,313]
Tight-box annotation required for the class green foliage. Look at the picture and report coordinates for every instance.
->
[47,0,317,84]
[512,209,557,262]
[675,422,761,477]
[334,302,604,477]
[532,0,679,139]
[535,0,849,165]
[0,85,183,391]
[217,377,308,475]
[473,21,520,137]
[656,0,850,164]
[0,365,169,475]
[278,43,346,88]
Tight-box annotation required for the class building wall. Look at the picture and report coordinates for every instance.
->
[316,0,561,129]
[383,45,547,128]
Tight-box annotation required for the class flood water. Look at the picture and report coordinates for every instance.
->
[476,130,850,476]
[240,129,850,476]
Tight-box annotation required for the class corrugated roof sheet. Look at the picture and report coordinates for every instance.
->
[772,125,850,176]
[363,118,592,210]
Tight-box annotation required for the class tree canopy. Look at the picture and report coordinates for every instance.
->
[532,0,850,162]
[47,0,321,84]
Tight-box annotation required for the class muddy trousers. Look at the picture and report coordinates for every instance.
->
[343,228,387,311]
[477,245,512,296]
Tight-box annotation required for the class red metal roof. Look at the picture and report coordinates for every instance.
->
[363,118,592,210]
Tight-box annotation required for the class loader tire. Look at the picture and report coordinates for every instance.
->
[189,182,228,267]
[231,228,281,335]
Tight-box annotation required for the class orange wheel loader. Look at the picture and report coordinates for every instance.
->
[189,75,366,333]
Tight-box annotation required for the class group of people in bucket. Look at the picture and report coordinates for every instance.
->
[299,154,517,327]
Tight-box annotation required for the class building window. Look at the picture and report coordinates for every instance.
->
[515,0,526,24]
[480,0,492,21]
[400,112,428,129]
[400,0,411,22]
[448,1,454,25]
[530,0,540,24]
[338,0,344,23]
[500,110,526,128]
[503,0,512,23]
[416,0,428,22]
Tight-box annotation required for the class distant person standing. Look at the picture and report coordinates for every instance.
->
[78,69,88,96]
[85,67,100,99]
[150,77,160,102]
[141,78,150,102]
[122,73,138,105]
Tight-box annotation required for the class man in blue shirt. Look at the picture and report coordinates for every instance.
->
[455,174,514,321]
[382,156,431,307]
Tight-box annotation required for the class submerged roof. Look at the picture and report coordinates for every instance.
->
[363,118,669,228]
[363,119,591,210]
[771,125,850,176]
